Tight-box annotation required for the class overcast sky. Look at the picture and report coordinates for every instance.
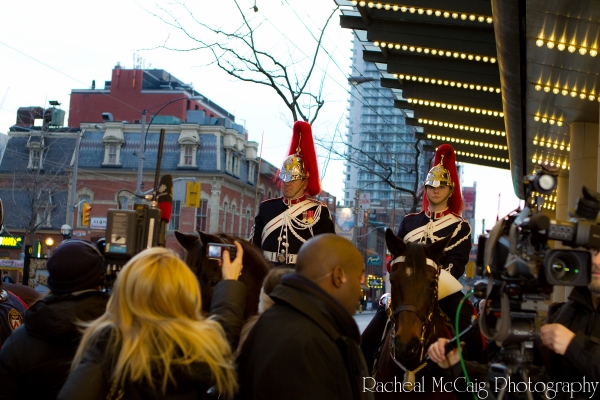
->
[0,0,521,229]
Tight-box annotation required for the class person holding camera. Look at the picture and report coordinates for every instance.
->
[362,144,483,369]
[541,247,600,386]
[58,243,246,400]
[249,121,335,267]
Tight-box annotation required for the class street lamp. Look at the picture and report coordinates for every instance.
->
[60,224,72,240]
[136,95,204,195]
[45,237,54,258]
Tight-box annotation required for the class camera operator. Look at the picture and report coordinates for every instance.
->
[541,247,600,387]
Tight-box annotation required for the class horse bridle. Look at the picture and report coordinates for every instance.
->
[387,255,441,369]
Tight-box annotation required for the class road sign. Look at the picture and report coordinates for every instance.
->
[359,192,371,210]
[358,210,364,227]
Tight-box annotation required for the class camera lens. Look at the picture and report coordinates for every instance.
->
[549,255,578,284]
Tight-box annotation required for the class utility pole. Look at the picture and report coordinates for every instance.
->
[136,111,147,196]
[352,189,360,246]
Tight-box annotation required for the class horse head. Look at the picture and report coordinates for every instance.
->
[384,228,450,363]
[175,230,272,319]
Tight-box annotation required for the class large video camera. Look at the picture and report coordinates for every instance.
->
[100,174,174,289]
[471,166,600,398]
[475,166,599,344]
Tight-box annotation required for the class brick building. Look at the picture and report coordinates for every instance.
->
[0,66,285,261]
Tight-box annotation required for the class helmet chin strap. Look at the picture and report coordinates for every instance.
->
[284,179,307,200]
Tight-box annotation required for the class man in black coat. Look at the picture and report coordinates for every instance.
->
[539,247,600,399]
[0,239,109,400]
[236,234,373,400]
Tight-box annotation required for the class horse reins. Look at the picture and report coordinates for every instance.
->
[385,255,441,390]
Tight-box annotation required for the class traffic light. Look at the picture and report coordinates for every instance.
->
[82,202,92,227]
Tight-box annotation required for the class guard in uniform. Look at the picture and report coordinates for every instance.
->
[362,144,484,369]
[250,121,335,266]
[0,281,26,348]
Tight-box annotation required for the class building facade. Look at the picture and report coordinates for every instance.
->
[0,66,283,263]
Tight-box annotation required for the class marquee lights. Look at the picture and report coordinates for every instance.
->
[417,118,505,136]
[451,149,509,163]
[350,1,493,24]
[532,114,564,126]
[535,38,598,57]
[531,152,569,170]
[534,83,598,102]
[396,74,501,93]
[532,136,570,151]
[426,134,508,150]
[407,98,504,117]
[373,41,496,63]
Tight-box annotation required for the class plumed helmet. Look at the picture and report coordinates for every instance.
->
[422,144,464,215]
[278,121,321,196]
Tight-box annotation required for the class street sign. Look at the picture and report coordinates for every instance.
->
[359,192,371,210]
[90,217,107,230]
[358,210,364,227]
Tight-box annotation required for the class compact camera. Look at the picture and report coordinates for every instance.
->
[206,243,237,262]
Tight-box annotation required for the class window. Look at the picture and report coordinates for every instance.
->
[196,199,208,232]
[36,204,52,227]
[78,195,91,227]
[248,162,256,184]
[225,151,233,173]
[230,205,236,234]
[168,200,181,231]
[184,146,194,166]
[222,202,228,231]
[30,150,41,169]
[118,195,128,210]
[108,145,117,164]
[246,209,252,237]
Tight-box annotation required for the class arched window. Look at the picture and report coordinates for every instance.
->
[230,205,236,234]
[222,202,228,232]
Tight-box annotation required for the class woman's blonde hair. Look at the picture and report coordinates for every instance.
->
[72,247,237,396]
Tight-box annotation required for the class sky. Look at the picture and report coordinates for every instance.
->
[0,0,521,230]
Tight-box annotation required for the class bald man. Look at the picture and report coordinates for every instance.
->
[236,234,373,400]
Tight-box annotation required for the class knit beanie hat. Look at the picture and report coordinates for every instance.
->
[46,239,103,294]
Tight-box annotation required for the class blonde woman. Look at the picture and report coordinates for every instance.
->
[58,243,246,400]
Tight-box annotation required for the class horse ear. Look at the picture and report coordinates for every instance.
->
[425,235,452,261]
[175,231,198,251]
[197,231,210,246]
[385,228,406,256]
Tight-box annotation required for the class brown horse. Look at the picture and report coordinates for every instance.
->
[175,231,272,319]
[372,229,455,399]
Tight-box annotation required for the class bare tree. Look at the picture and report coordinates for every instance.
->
[316,131,433,215]
[8,141,69,246]
[149,1,338,124]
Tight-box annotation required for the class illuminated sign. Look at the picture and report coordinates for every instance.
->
[0,236,24,248]
[366,275,383,289]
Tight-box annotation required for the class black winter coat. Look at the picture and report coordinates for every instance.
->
[236,274,374,400]
[57,280,247,400]
[543,286,600,399]
[0,291,109,400]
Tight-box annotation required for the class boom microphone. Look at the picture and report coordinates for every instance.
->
[156,175,173,223]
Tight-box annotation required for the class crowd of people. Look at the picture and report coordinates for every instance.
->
[0,137,599,400]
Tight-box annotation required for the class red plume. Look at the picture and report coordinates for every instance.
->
[421,144,464,215]
[281,121,321,196]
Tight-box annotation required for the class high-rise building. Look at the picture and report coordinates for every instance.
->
[345,35,432,301]
[345,35,429,227]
